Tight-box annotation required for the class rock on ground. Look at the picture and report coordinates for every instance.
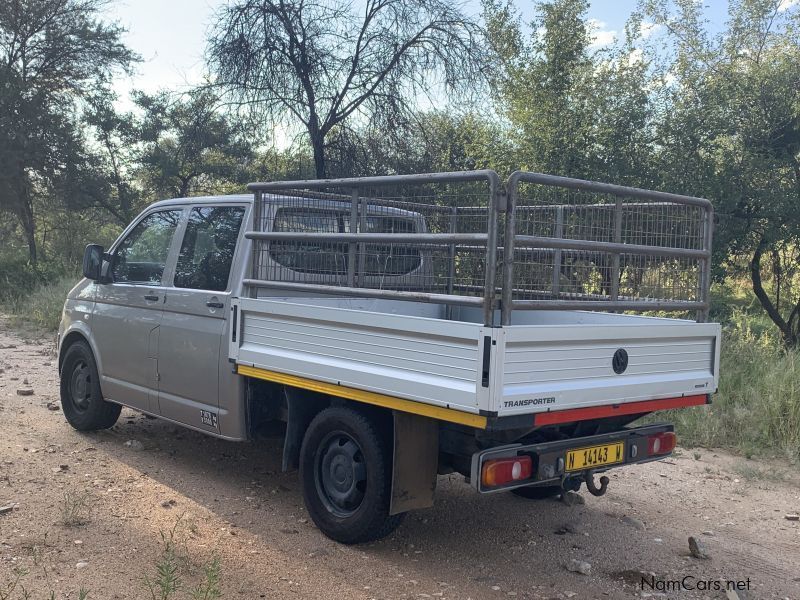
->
[621,515,646,531]
[688,536,710,559]
[566,559,591,575]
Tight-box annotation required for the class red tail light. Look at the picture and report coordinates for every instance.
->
[481,456,533,487]
[648,432,676,456]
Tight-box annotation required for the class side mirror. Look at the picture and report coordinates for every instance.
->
[82,244,104,281]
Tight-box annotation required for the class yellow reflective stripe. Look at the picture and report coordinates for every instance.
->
[236,364,487,429]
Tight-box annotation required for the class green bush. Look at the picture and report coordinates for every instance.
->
[0,255,70,301]
[661,310,800,460]
[3,274,79,332]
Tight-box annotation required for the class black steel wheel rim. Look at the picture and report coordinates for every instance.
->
[314,430,367,517]
[69,360,92,412]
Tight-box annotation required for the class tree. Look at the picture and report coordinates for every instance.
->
[482,0,656,183]
[207,0,487,178]
[644,0,800,345]
[83,93,144,226]
[0,0,136,264]
[134,89,254,198]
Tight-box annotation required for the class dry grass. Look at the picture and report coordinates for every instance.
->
[658,310,800,461]
[60,489,91,527]
[4,275,78,332]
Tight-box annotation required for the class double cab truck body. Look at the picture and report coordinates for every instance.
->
[58,170,720,543]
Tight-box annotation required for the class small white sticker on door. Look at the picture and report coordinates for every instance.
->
[200,410,218,428]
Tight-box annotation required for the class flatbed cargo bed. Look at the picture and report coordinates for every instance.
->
[229,296,720,425]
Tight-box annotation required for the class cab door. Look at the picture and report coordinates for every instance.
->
[91,208,184,413]
[156,204,246,431]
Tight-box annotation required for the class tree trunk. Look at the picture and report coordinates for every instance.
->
[311,133,326,179]
[751,237,797,348]
[16,191,37,266]
[24,223,37,266]
[178,176,192,198]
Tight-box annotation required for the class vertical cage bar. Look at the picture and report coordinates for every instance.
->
[698,205,714,322]
[357,194,367,281]
[552,205,564,296]
[347,187,359,287]
[610,197,623,301]
[445,206,458,321]
[483,176,500,327]
[501,179,517,326]
[249,189,263,299]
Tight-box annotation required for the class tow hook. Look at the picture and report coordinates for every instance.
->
[584,470,609,496]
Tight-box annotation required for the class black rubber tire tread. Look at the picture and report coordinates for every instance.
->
[510,484,563,500]
[60,340,121,431]
[299,406,404,544]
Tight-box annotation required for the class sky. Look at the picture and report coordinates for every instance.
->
[107,0,736,106]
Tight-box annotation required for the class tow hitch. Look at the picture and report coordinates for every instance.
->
[584,470,609,496]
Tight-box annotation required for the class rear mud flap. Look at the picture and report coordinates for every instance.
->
[390,411,438,515]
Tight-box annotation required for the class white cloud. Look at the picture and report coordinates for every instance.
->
[627,47,644,64]
[639,21,663,40]
[588,18,617,48]
[778,0,799,11]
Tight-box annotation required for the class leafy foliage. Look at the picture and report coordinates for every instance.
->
[208,0,487,177]
[0,0,137,263]
[135,89,254,198]
[642,0,800,345]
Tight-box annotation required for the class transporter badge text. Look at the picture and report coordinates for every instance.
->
[504,397,556,408]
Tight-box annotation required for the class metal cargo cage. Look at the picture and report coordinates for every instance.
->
[244,170,713,326]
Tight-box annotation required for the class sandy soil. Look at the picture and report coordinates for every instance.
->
[1,318,799,600]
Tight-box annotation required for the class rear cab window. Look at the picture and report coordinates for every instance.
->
[269,207,420,276]
[173,206,246,292]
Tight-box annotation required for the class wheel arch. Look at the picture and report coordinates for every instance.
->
[58,323,106,383]
[59,328,93,373]
[247,379,438,515]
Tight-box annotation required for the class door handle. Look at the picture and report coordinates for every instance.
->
[144,294,160,301]
[206,301,224,309]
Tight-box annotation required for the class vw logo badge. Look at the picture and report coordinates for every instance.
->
[612,348,628,374]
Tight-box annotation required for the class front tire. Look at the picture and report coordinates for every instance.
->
[299,406,404,544]
[60,340,121,431]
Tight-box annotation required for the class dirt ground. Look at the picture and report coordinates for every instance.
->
[1,319,799,600]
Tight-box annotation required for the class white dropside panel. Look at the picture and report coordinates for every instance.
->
[494,322,720,417]
[231,298,489,414]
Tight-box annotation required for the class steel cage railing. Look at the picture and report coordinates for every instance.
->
[246,170,502,326]
[501,171,714,325]
[244,170,714,327]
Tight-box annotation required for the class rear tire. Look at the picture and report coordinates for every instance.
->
[299,406,404,544]
[60,340,121,431]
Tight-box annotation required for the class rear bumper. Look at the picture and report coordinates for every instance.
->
[471,423,674,493]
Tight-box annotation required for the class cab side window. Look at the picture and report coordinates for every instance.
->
[112,210,182,284]
[174,206,245,292]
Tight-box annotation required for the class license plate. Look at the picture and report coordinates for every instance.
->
[565,442,625,472]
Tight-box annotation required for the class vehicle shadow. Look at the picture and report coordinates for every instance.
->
[81,410,681,599]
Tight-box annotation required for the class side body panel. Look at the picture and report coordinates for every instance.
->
[231,299,720,421]
[156,288,228,430]
[58,279,98,366]
[157,203,250,435]
[231,298,490,415]
[91,207,186,412]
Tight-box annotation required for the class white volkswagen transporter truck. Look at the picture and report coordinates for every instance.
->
[58,170,720,543]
